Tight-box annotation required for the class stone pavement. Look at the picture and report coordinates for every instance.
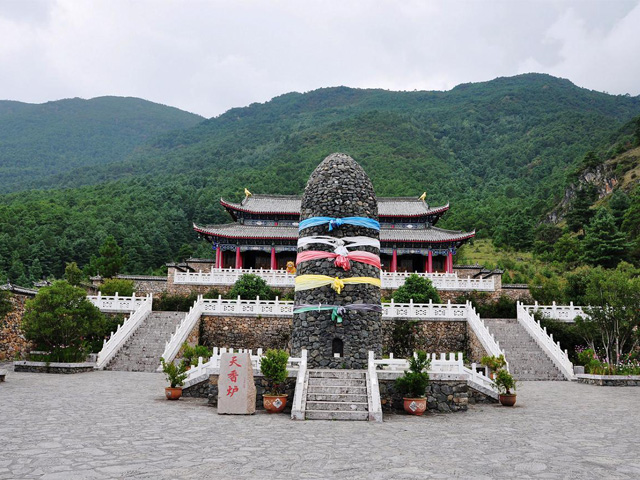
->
[1,363,639,479]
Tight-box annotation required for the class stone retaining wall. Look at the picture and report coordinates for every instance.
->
[381,318,467,357]
[576,374,640,386]
[199,315,292,351]
[0,294,32,361]
[13,361,95,374]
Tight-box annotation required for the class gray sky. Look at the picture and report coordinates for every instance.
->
[1,0,639,118]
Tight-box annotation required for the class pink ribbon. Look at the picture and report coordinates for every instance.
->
[296,250,381,271]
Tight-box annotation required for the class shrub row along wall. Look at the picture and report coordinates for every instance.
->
[190,315,487,363]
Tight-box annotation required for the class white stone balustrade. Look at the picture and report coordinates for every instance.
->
[517,302,575,380]
[522,301,587,323]
[465,301,508,367]
[371,351,497,396]
[173,268,496,291]
[88,293,148,312]
[158,296,205,368]
[94,294,153,370]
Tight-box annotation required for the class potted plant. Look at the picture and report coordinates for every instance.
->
[161,357,188,400]
[494,368,517,406]
[481,354,506,379]
[260,349,289,413]
[395,350,431,415]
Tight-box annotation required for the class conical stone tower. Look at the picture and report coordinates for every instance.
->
[292,153,382,369]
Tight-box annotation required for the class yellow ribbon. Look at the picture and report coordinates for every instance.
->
[295,275,381,294]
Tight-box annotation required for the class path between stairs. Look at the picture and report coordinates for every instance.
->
[106,311,184,372]
[483,318,565,381]
[305,369,370,420]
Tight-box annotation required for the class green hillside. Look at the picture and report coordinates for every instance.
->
[1,74,640,284]
[0,96,203,193]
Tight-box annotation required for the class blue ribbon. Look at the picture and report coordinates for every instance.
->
[299,216,380,232]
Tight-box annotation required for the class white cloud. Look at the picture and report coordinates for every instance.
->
[0,0,638,117]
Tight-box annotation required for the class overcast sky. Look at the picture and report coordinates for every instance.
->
[1,0,639,118]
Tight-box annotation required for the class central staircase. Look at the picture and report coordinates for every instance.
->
[483,318,565,381]
[106,311,183,372]
[304,370,370,420]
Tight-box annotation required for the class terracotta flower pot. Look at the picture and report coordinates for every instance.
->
[263,394,288,413]
[165,387,183,400]
[499,393,516,406]
[403,397,427,416]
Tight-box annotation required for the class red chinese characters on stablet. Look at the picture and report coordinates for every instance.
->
[228,370,238,383]
[226,385,239,397]
[229,356,241,368]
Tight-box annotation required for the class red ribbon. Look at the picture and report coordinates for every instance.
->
[296,250,381,271]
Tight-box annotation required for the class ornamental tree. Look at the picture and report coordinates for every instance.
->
[577,264,640,363]
[21,280,105,362]
[99,278,135,297]
[392,274,441,303]
[581,209,631,268]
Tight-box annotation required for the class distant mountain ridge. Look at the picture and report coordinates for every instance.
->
[0,96,203,193]
[1,73,640,282]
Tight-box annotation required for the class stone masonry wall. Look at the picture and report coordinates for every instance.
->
[200,315,292,351]
[0,294,32,361]
[467,327,489,364]
[381,319,467,356]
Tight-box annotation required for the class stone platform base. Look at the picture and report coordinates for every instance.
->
[576,374,640,386]
[13,361,96,374]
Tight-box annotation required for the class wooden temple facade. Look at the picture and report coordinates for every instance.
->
[192,194,475,274]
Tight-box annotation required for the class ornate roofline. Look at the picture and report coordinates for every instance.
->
[219,197,450,219]
[193,223,475,244]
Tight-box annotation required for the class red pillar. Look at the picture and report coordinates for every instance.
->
[427,250,433,273]
[270,247,277,270]
[391,249,398,273]
[235,247,242,269]
[447,251,453,273]
[215,247,221,269]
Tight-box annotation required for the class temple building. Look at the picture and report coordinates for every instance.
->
[193,193,475,273]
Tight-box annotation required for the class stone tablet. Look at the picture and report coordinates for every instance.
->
[217,352,256,415]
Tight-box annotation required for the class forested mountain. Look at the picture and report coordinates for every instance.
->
[0,97,203,193]
[1,73,640,284]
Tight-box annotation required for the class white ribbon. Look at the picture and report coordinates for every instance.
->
[297,235,380,252]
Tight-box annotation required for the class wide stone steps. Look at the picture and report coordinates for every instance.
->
[304,369,370,421]
[483,318,565,381]
[106,311,184,372]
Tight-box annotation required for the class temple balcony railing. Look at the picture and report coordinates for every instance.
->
[173,268,496,291]
[87,292,148,312]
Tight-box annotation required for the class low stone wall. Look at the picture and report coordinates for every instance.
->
[200,315,292,351]
[467,328,489,364]
[381,318,467,357]
[183,371,297,413]
[0,294,32,361]
[379,379,470,412]
[13,361,96,374]
[576,374,640,386]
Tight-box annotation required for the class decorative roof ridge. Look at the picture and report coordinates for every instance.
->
[0,283,38,295]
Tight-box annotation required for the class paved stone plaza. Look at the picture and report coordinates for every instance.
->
[1,364,639,479]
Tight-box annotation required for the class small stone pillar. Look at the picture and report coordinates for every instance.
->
[292,153,382,369]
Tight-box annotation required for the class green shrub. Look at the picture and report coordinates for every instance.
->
[227,274,277,300]
[181,342,212,366]
[99,278,135,297]
[481,354,506,371]
[0,290,12,319]
[395,350,430,398]
[260,349,289,395]
[22,280,105,362]
[392,274,441,303]
[153,293,198,311]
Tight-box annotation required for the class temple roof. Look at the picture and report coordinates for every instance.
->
[220,195,449,218]
[193,223,475,244]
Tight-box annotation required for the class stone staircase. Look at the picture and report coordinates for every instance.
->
[106,311,184,372]
[483,318,566,381]
[304,370,370,420]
